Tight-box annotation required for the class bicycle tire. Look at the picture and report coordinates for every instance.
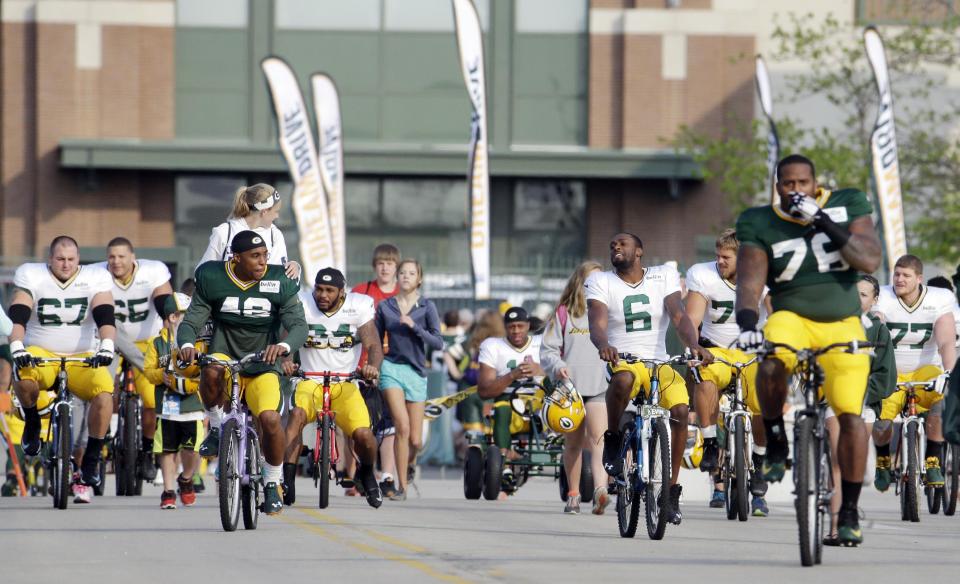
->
[132,397,144,496]
[945,443,959,516]
[734,416,749,522]
[815,426,831,565]
[482,445,502,501]
[463,445,483,499]
[616,424,640,538]
[795,415,817,567]
[52,405,72,510]
[318,414,332,509]
[905,421,920,523]
[241,430,261,530]
[645,419,670,540]
[580,451,594,503]
[218,419,241,532]
[119,396,139,496]
[723,439,736,521]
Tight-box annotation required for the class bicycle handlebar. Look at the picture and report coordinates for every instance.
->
[617,353,691,367]
[24,356,94,368]
[757,340,874,359]
[196,352,265,370]
[300,371,361,382]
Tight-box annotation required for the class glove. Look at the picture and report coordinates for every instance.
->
[10,340,32,368]
[934,373,950,395]
[157,354,172,369]
[786,191,821,223]
[91,338,115,368]
[734,309,764,351]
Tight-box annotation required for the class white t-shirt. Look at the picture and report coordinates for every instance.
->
[14,263,113,354]
[197,218,289,269]
[92,259,170,342]
[299,291,375,374]
[685,261,768,347]
[478,336,542,378]
[875,284,956,372]
[584,265,681,360]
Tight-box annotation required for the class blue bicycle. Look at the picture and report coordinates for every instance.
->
[614,353,687,540]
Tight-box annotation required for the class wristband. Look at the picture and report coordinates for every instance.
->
[813,211,851,247]
[735,309,759,332]
[180,343,195,351]
[98,338,115,353]
[10,340,25,353]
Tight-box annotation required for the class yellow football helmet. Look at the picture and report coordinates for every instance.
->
[682,424,704,469]
[540,379,585,433]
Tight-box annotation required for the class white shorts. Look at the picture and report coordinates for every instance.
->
[824,405,876,423]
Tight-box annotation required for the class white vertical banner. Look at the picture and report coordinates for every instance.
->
[262,57,335,283]
[311,73,346,275]
[864,27,908,272]
[755,55,780,204]
[452,0,490,300]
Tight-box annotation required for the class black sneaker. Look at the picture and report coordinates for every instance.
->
[667,484,683,525]
[282,462,297,506]
[602,430,623,477]
[139,450,157,482]
[356,466,383,509]
[379,477,397,498]
[263,482,283,515]
[193,474,205,493]
[80,463,101,488]
[22,426,42,458]
[750,452,768,496]
[699,438,720,473]
[407,466,416,484]
[837,507,862,546]
[198,427,220,458]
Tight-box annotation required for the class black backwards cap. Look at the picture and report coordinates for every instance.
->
[231,230,267,254]
[315,267,346,289]
[503,307,529,325]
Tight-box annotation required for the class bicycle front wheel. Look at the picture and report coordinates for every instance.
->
[645,419,670,540]
[52,405,72,510]
[795,415,817,567]
[903,421,920,523]
[318,414,332,509]
[218,419,241,532]
[734,416,749,522]
[241,430,261,530]
[117,397,139,496]
[616,423,640,538]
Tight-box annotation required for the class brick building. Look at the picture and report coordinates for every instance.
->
[0,0,936,293]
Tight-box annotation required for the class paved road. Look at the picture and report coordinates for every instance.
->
[1,467,959,583]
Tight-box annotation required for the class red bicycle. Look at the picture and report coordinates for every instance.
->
[301,371,360,509]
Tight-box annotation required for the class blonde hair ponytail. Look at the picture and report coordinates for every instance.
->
[228,183,281,219]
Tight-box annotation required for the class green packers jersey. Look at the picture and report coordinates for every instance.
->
[177,261,307,374]
[736,188,872,321]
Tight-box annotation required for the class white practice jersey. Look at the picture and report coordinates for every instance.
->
[92,259,170,342]
[478,336,542,378]
[14,263,113,354]
[685,261,768,347]
[197,218,289,269]
[875,285,956,373]
[585,265,681,360]
[299,291,375,374]
[954,304,960,349]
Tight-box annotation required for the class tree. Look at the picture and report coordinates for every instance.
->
[674,6,960,264]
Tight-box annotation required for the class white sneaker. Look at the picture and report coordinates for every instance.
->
[592,487,611,515]
[564,494,581,514]
[72,483,93,504]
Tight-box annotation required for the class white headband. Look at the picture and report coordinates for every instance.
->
[254,190,280,211]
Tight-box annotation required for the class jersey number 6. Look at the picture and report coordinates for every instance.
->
[623,294,652,333]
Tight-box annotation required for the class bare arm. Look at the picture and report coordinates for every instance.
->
[935,312,956,371]
[358,320,383,371]
[91,291,116,341]
[735,245,769,318]
[665,291,711,362]
[477,362,521,399]
[838,215,882,273]
[587,299,618,363]
[684,291,708,331]
[762,294,774,315]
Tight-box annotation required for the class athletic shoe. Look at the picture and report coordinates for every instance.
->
[700,438,720,473]
[139,450,158,482]
[356,466,383,509]
[193,474,206,493]
[751,495,769,517]
[263,482,283,515]
[160,490,177,510]
[389,487,406,501]
[925,457,945,487]
[823,534,841,547]
[762,449,787,483]
[72,481,93,504]
[564,494,581,514]
[177,474,196,506]
[407,466,416,483]
[501,468,517,494]
[837,508,862,546]
[874,455,893,492]
[709,489,726,508]
[198,427,220,458]
[282,462,297,506]
[380,476,397,499]
[21,428,41,458]
[592,487,611,515]
[667,484,683,525]
[79,464,101,488]
[602,430,623,477]
[750,453,768,496]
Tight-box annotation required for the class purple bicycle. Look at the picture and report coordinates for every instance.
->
[198,352,265,532]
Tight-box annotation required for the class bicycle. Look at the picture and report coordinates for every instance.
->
[298,370,360,509]
[113,358,142,496]
[941,440,960,516]
[614,353,688,541]
[889,378,946,522]
[755,340,873,567]
[17,356,95,510]
[197,353,265,532]
[691,354,759,522]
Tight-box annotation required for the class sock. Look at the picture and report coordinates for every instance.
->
[763,417,788,457]
[701,425,718,439]
[840,479,861,513]
[875,442,890,458]
[81,436,106,477]
[262,462,282,484]
[207,406,223,430]
[22,405,40,432]
[142,435,153,452]
[283,462,298,485]
[754,445,767,456]
[927,439,944,461]
[357,463,375,483]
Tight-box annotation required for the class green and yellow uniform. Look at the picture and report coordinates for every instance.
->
[736,188,872,415]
